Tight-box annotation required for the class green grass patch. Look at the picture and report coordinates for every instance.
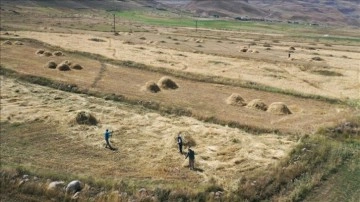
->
[235,123,360,201]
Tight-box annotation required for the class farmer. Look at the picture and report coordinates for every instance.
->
[104,129,113,149]
[185,148,195,170]
[177,133,183,154]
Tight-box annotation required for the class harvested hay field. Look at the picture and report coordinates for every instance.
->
[0,76,296,192]
[0,39,353,134]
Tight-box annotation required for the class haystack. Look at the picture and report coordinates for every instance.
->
[2,40,12,45]
[43,51,52,57]
[240,48,248,52]
[144,81,161,93]
[246,99,268,111]
[75,111,97,125]
[57,61,70,71]
[53,51,63,56]
[267,102,292,115]
[44,61,57,69]
[36,49,45,55]
[71,64,83,70]
[312,57,323,61]
[226,93,246,106]
[14,41,23,45]
[157,77,178,89]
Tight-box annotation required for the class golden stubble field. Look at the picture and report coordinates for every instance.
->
[0,6,359,195]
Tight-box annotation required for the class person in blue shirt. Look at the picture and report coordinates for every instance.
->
[104,129,113,149]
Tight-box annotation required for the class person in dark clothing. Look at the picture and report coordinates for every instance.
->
[177,133,183,154]
[104,129,113,149]
[185,148,195,170]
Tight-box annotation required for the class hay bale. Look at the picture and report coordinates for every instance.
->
[267,102,292,115]
[57,62,70,71]
[246,99,267,111]
[144,81,161,93]
[157,77,178,89]
[44,61,57,69]
[75,111,97,125]
[312,57,323,61]
[36,49,45,55]
[14,41,23,45]
[43,51,52,57]
[289,46,296,50]
[71,63,83,70]
[53,51,63,56]
[2,40,12,45]
[240,48,248,52]
[226,93,246,106]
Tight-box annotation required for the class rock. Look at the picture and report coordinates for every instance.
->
[66,180,82,194]
[48,181,65,190]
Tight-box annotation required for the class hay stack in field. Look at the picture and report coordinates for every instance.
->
[71,63,83,70]
[2,40,12,45]
[246,99,268,111]
[53,51,63,56]
[240,48,248,52]
[144,81,161,93]
[267,102,292,115]
[36,49,45,55]
[57,61,71,71]
[14,41,23,45]
[226,93,246,106]
[311,57,324,61]
[43,51,52,57]
[75,111,97,125]
[44,61,57,69]
[158,77,178,89]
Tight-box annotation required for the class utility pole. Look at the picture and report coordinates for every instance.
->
[112,13,116,34]
[195,20,198,32]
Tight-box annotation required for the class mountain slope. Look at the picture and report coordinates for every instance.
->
[160,0,360,26]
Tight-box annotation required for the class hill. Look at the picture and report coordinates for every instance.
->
[159,0,360,26]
